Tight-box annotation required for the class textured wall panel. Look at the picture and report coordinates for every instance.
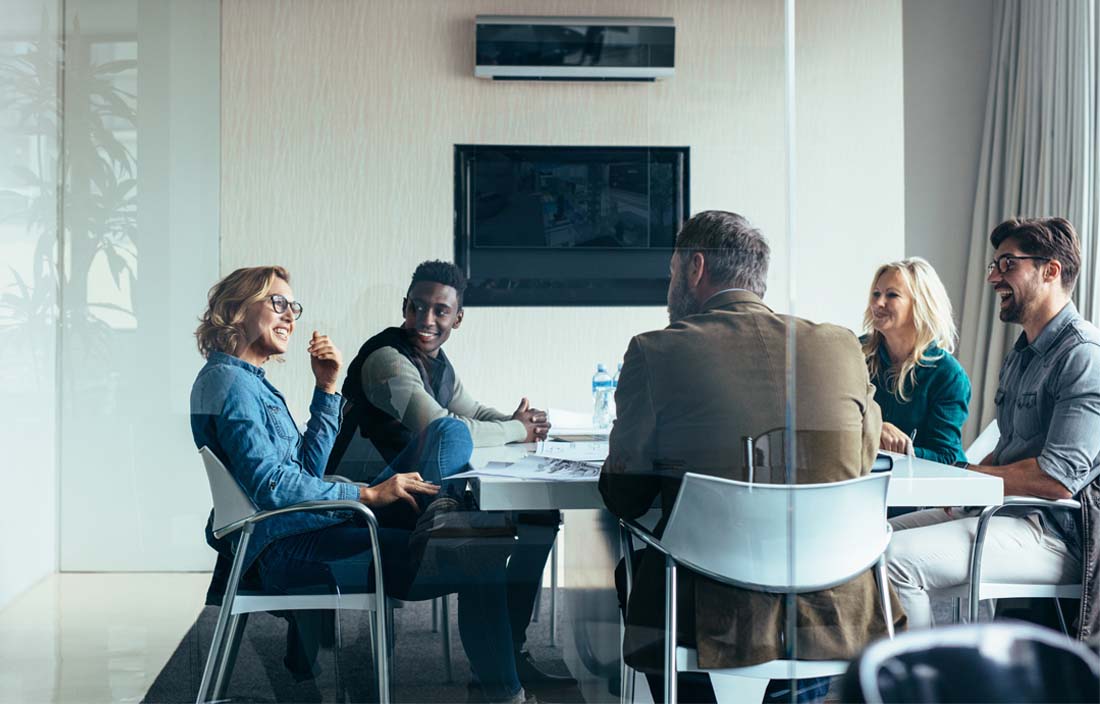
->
[222,0,903,420]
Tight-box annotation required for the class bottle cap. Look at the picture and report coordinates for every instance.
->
[597,363,607,372]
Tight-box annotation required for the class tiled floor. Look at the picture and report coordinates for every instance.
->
[0,573,209,704]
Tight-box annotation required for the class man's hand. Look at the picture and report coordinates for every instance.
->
[512,397,551,442]
[879,421,913,455]
[358,472,439,513]
[308,331,343,394]
[967,457,1074,500]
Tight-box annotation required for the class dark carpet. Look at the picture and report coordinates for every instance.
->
[143,589,584,704]
[142,588,980,704]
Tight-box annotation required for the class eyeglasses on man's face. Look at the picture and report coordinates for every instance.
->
[986,254,1050,276]
[269,294,303,319]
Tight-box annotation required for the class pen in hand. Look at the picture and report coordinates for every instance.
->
[908,428,918,458]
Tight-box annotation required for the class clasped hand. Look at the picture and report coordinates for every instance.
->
[512,397,551,442]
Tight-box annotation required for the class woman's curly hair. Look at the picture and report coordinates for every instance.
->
[195,266,290,358]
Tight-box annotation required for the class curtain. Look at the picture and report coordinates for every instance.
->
[958,0,1097,445]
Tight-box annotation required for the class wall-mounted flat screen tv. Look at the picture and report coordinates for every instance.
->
[455,145,689,305]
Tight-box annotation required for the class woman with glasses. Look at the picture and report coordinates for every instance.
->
[189,266,532,703]
[861,257,971,465]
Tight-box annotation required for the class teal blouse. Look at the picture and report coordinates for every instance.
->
[864,340,971,465]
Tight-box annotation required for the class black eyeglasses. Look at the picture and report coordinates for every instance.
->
[270,294,303,319]
[987,254,1050,276]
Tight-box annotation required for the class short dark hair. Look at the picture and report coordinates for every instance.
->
[408,260,468,306]
[674,210,770,296]
[990,217,1081,291]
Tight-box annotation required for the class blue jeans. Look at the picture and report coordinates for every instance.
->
[258,418,523,701]
[369,417,472,519]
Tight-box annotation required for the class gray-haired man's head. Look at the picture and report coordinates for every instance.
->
[667,210,770,323]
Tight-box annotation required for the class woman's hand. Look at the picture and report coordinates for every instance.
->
[880,421,914,455]
[308,331,343,394]
[358,473,439,513]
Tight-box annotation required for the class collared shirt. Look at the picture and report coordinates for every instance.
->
[190,351,356,572]
[992,301,1100,552]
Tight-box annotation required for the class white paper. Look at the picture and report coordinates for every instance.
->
[546,408,611,437]
[449,455,601,482]
[547,408,594,428]
[534,440,608,462]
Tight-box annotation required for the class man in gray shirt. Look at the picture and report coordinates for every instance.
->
[888,217,1100,627]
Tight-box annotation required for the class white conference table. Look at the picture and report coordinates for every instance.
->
[467,441,1003,703]
[469,443,1004,510]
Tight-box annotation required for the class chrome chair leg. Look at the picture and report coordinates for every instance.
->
[874,556,895,638]
[212,613,248,700]
[432,597,440,632]
[385,604,397,692]
[197,527,252,704]
[664,557,678,704]
[441,594,454,682]
[549,539,558,647]
[367,611,377,661]
[1054,598,1070,635]
[619,523,637,704]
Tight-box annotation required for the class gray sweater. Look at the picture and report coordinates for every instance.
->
[360,346,526,447]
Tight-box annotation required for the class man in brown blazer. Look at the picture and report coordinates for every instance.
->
[599,210,904,702]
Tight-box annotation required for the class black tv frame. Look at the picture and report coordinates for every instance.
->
[454,144,689,306]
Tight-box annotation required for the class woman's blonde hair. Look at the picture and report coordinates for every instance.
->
[862,257,957,402]
[196,266,290,359]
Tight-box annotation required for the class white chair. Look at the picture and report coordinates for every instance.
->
[196,447,393,704]
[943,422,1083,632]
[964,420,1000,464]
[620,472,895,703]
[949,497,1083,631]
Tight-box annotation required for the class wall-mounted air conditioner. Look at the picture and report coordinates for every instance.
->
[475,16,675,82]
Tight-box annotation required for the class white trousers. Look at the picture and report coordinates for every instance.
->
[886,507,1080,628]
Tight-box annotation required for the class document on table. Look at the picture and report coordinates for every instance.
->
[546,408,610,440]
[450,455,602,482]
[534,440,608,462]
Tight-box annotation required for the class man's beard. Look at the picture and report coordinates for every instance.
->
[667,274,700,324]
[998,286,1032,324]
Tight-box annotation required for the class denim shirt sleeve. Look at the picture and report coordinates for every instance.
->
[1038,342,1100,494]
[206,368,357,509]
[298,387,344,477]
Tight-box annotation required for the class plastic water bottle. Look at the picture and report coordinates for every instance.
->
[610,362,622,420]
[592,363,614,429]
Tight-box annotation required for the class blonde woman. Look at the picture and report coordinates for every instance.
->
[862,257,971,465]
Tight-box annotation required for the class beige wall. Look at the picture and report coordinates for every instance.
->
[903,0,994,318]
[222,0,904,420]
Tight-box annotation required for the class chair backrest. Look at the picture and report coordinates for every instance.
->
[660,472,891,591]
[842,622,1100,704]
[745,427,869,485]
[965,420,1000,464]
[199,446,259,535]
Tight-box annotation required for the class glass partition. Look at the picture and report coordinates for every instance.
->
[58,0,220,570]
[0,0,61,609]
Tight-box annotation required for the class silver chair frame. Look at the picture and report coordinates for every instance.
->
[619,518,894,704]
[195,498,391,704]
[966,496,1083,630]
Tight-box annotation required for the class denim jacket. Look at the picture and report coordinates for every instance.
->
[190,351,357,572]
